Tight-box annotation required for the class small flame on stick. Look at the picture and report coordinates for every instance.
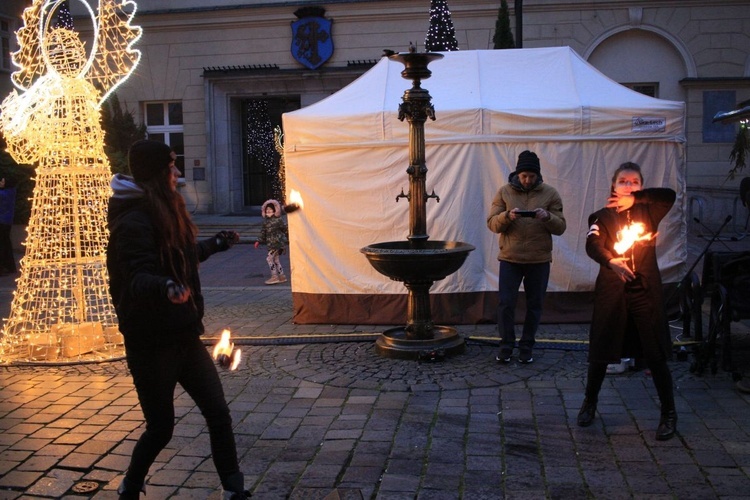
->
[212,329,241,370]
[614,222,654,255]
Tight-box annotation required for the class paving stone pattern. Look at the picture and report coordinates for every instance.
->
[1,222,750,498]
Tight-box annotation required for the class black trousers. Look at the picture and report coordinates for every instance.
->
[124,335,240,490]
[585,285,675,414]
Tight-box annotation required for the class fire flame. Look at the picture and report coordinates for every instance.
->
[212,329,241,370]
[288,189,304,209]
[614,222,654,255]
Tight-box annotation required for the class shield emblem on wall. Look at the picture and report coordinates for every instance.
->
[291,16,333,70]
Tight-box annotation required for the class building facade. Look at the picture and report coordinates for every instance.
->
[4,0,750,229]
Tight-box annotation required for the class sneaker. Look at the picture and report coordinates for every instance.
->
[495,347,512,363]
[606,358,631,374]
[265,275,280,285]
[519,348,533,364]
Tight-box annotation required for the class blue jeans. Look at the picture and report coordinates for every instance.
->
[497,260,550,350]
[124,335,241,491]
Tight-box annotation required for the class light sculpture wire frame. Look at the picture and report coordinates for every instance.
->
[0,0,142,364]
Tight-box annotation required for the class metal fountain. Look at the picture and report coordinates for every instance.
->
[361,48,475,360]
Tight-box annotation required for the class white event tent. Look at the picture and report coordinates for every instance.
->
[283,47,687,325]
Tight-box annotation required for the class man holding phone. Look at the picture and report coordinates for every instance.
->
[487,150,566,364]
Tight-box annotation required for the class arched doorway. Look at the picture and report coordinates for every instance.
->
[587,29,688,102]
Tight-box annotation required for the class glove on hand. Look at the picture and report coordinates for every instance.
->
[215,230,240,251]
[166,280,190,304]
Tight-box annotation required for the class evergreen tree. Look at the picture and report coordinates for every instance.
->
[100,94,147,175]
[246,100,280,201]
[0,133,35,224]
[424,0,459,52]
[493,0,515,49]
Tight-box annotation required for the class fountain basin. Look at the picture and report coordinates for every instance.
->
[360,241,475,282]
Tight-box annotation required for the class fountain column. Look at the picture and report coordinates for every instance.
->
[361,48,475,360]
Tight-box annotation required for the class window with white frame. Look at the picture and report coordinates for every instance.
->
[1,17,12,72]
[623,82,658,98]
[144,101,185,177]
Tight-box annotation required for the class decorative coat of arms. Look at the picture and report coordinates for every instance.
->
[291,6,333,70]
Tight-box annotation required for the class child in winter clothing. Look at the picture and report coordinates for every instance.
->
[255,199,289,285]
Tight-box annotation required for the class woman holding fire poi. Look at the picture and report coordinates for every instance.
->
[577,162,678,441]
[106,140,249,498]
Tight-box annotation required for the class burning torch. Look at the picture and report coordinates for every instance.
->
[614,221,655,273]
[212,329,241,370]
[283,189,304,214]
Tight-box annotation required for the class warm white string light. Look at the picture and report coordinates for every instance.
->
[0,0,142,363]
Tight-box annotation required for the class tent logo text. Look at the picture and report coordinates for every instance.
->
[291,7,333,70]
[632,116,666,133]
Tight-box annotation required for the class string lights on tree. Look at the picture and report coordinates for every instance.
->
[424,0,459,52]
[0,0,142,363]
[274,125,286,205]
[246,100,281,202]
[53,0,74,30]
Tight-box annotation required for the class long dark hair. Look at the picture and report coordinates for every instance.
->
[130,142,197,288]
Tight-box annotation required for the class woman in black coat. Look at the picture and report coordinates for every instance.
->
[107,140,247,498]
[577,162,678,441]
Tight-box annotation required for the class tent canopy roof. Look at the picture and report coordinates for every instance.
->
[284,47,685,148]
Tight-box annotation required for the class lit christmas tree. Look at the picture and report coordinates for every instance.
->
[424,0,459,52]
[246,100,281,202]
[54,1,74,30]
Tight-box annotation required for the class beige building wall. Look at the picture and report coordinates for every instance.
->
[36,1,750,228]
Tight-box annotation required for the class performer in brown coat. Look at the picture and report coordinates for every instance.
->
[577,162,678,441]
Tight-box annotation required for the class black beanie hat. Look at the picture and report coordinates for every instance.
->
[515,150,541,175]
[128,140,173,182]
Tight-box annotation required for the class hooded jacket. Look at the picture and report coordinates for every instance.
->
[486,172,566,263]
[258,199,289,251]
[106,174,222,350]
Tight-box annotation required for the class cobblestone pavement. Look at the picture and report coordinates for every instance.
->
[1,228,750,498]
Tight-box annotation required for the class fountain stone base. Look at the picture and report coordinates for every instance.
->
[376,325,465,360]
[361,240,475,360]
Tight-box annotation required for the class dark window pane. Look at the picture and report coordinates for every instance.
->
[148,132,165,143]
[2,37,9,69]
[146,103,164,126]
[169,133,184,156]
[168,103,183,125]
[703,91,736,143]
[175,156,185,177]
[631,84,656,98]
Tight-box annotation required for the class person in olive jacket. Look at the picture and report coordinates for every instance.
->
[487,150,566,364]
[577,162,678,441]
[106,140,249,499]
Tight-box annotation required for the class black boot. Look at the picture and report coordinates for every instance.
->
[222,471,251,499]
[117,477,145,499]
[649,360,677,441]
[656,410,677,441]
[577,398,597,427]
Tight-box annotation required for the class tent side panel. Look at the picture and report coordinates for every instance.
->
[291,291,603,325]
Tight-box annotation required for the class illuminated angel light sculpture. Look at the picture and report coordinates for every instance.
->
[0,0,141,363]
